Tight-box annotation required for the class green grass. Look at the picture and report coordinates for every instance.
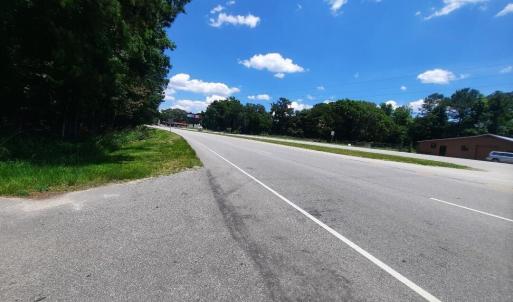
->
[0,127,201,197]
[206,131,469,169]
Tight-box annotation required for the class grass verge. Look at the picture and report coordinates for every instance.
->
[199,130,469,169]
[0,127,201,197]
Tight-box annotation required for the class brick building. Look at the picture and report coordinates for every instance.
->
[416,134,513,160]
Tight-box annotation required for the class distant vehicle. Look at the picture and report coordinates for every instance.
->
[486,151,513,163]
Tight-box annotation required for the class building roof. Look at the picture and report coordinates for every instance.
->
[417,134,513,143]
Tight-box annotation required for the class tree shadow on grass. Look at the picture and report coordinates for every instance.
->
[0,134,138,167]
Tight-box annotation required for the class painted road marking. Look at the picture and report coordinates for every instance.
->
[429,197,513,223]
[203,144,442,302]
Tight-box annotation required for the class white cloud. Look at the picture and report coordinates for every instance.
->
[415,11,422,16]
[171,100,209,113]
[172,100,209,113]
[248,94,271,101]
[496,3,513,17]
[417,68,457,84]
[289,101,313,111]
[206,95,228,103]
[326,0,348,13]
[400,85,407,91]
[306,94,316,100]
[240,53,305,78]
[168,73,239,97]
[385,100,399,109]
[317,85,325,91]
[297,4,303,11]
[169,95,228,113]
[409,99,425,113]
[164,87,176,101]
[500,65,513,73]
[226,0,236,6]
[425,0,487,20]
[210,13,260,28]
[210,5,224,14]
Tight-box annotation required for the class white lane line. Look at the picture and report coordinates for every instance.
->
[203,144,441,302]
[429,198,513,223]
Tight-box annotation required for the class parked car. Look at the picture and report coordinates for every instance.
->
[486,151,513,163]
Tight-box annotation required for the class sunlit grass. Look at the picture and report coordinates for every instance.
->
[0,127,201,197]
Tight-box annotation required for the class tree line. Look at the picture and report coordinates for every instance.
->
[0,0,189,138]
[200,89,513,147]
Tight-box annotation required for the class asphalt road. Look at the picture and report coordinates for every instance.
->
[1,128,512,301]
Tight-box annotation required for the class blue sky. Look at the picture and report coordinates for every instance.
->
[161,0,513,113]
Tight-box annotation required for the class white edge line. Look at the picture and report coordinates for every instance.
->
[429,198,513,223]
[202,144,442,302]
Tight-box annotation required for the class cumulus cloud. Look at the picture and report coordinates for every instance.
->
[289,101,313,111]
[417,68,457,84]
[210,5,224,14]
[425,0,487,20]
[226,0,236,5]
[500,65,513,74]
[168,73,239,97]
[400,85,407,91]
[169,95,228,113]
[240,53,305,78]
[326,0,348,13]
[385,100,399,109]
[210,13,260,28]
[206,95,228,103]
[409,99,425,113]
[496,3,513,17]
[248,94,271,101]
[317,85,326,91]
[171,99,210,113]
[164,87,176,101]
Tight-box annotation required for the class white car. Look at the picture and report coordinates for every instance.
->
[486,151,513,164]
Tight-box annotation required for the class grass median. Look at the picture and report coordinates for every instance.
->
[206,131,469,170]
[0,127,201,197]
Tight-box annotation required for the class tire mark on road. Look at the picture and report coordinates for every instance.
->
[206,169,289,302]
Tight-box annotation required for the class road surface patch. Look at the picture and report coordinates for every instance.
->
[200,142,442,302]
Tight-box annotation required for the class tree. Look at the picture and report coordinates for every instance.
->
[160,108,188,123]
[486,91,513,136]
[410,93,450,142]
[447,88,486,136]
[202,97,244,132]
[380,103,394,117]
[270,98,294,135]
[391,106,413,146]
[242,103,271,134]
[0,0,190,138]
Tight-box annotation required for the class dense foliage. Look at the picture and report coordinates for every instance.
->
[202,89,513,147]
[0,0,189,138]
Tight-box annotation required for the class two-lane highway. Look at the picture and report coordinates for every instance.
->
[172,128,513,302]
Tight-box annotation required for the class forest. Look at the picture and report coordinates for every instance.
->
[191,89,513,148]
[1,0,190,138]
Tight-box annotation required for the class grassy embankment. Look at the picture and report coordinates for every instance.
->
[196,130,469,169]
[0,127,201,197]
